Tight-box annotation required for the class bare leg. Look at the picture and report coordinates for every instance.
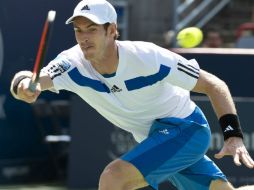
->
[210,179,234,190]
[98,159,148,190]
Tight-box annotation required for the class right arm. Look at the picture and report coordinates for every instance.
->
[10,71,54,103]
[11,45,77,103]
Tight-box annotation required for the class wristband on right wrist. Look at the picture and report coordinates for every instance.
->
[219,114,244,141]
[12,76,30,95]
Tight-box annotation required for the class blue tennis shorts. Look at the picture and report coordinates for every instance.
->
[121,106,227,190]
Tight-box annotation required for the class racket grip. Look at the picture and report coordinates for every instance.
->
[29,81,37,92]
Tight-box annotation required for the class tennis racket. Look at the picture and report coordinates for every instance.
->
[29,10,56,91]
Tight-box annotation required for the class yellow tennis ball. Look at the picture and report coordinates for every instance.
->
[177,27,203,48]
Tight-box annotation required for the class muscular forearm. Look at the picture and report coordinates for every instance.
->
[193,69,243,140]
[192,69,237,118]
[206,79,236,118]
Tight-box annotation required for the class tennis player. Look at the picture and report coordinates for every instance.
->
[10,0,254,189]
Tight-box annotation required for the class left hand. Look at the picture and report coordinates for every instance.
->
[214,137,254,168]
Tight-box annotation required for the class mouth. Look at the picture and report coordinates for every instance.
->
[80,44,93,51]
[82,46,90,51]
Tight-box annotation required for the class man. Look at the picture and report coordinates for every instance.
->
[202,29,223,48]
[10,0,254,189]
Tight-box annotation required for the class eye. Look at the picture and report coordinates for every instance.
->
[88,27,97,32]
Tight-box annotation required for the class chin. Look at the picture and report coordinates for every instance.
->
[83,52,94,61]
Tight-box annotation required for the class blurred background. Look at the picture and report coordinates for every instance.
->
[0,0,254,189]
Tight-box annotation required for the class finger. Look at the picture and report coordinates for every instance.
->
[29,89,41,103]
[17,84,37,103]
[17,82,23,96]
[17,82,28,98]
[19,94,35,103]
[240,152,253,168]
[247,153,254,166]
[244,152,254,168]
[24,94,37,103]
[233,151,241,166]
[19,79,34,96]
[24,82,39,97]
[35,85,41,96]
[214,152,225,159]
[26,89,38,97]
[23,89,34,97]
[19,81,25,91]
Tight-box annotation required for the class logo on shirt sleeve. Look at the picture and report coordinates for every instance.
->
[56,60,71,73]
[177,60,199,79]
[46,58,71,79]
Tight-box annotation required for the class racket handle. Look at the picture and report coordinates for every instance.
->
[29,81,37,92]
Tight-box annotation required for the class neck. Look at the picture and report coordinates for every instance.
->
[90,42,118,75]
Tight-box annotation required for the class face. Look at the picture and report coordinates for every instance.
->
[206,32,222,47]
[73,17,113,61]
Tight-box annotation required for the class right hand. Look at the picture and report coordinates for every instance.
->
[16,78,41,103]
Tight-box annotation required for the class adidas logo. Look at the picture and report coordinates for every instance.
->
[224,125,234,133]
[81,5,90,11]
[159,129,170,135]
[111,85,122,93]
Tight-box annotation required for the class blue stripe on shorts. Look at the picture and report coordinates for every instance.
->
[121,106,227,190]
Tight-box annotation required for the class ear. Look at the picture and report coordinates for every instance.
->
[107,23,118,38]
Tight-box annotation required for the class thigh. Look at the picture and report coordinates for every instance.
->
[121,119,211,190]
[101,159,149,190]
[169,155,228,190]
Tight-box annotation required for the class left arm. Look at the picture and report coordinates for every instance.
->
[192,69,254,168]
[192,69,236,117]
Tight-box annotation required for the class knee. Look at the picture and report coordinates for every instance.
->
[98,160,129,190]
[210,179,234,190]
[98,159,147,190]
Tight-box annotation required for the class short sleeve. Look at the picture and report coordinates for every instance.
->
[41,54,73,93]
[153,46,200,90]
[165,54,200,90]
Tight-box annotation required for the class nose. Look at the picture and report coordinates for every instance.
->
[76,32,89,44]
[80,37,89,44]
[80,39,89,47]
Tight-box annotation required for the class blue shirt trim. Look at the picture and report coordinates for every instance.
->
[125,64,171,91]
[68,67,110,93]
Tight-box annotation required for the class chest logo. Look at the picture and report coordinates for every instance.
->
[111,85,122,93]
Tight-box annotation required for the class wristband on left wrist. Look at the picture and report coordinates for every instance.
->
[219,114,244,141]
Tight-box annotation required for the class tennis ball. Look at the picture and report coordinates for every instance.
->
[177,27,203,48]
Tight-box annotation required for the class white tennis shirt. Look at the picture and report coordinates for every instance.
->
[42,41,200,142]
